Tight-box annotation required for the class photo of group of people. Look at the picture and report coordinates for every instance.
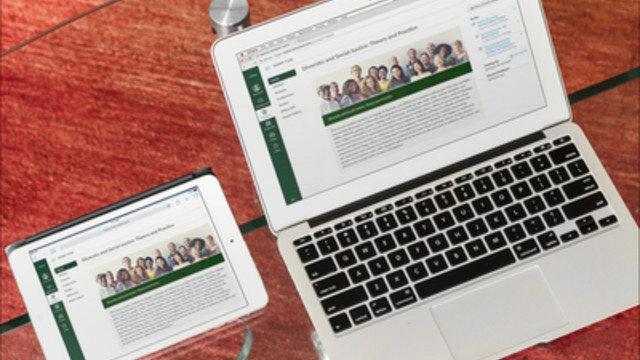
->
[93,227,221,300]
[315,28,470,115]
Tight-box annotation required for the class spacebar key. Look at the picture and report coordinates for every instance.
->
[415,249,516,299]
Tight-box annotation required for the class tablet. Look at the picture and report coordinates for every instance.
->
[6,168,268,360]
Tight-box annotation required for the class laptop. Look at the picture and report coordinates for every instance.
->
[211,0,639,359]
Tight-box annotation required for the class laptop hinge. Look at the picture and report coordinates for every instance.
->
[308,131,546,228]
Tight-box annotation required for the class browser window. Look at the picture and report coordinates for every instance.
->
[237,0,545,206]
[28,187,247,360]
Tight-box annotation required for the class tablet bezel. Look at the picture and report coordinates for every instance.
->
[212,0,570,233]
[7,170,268,360]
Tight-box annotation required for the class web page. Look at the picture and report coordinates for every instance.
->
[238,0,545,205]
[29,187,247,360]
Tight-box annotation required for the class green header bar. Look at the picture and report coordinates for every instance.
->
[322,62,473,126]
[243,67,271,110]
[260,119,302,204]
[51,302,85,360]
[34,259,57,295]
[268,69,297,85]
[102,254,225,309]
[54,261,78,274]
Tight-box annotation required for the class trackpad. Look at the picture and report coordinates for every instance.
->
[431,267,568,360]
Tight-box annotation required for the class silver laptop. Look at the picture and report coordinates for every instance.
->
[211,0,639,359]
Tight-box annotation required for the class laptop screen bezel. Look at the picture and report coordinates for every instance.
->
[212,0,570,234]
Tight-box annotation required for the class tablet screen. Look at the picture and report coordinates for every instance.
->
[26,186,248,360]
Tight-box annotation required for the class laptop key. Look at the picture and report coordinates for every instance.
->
[562,176,599,199]
[313,272,349,298]
[465,239,488,258]
[317,236,339,255]
[537,231,560,250]
[368,256,391,276]
[434,211,455,230]
[348,264,371,284]
[530,154,552,172]
[523,216,546,235]
[366,278,389,297]
[293,235,312,247]
[335,249,357,268]
[386,270,409,289]
[415,198,437,217]
[314,227,332,239]
[484,232,507,250]
[388,248,410,268]
[329,313,351,333]
[471,196,494,215]
[416,249,516,299]
[543,188,566,207]
[511,181,533,200]
[511,162,533,179]
[504,223,526,243]
[435,191,456,210]
[374,234,397,253]
[337,229,359,247]
[486,210,508,230]
[321,286,368,315]
[390,287,417,309]
[305,257,337,280]
[407,241,430,260]
[475,165,493,176]
[374,204,393,215]
[524,195,546,214]
[355,242,377,261]
[349,305,372,326]
[549,167,571,184]
[376,214,398,232]
[473,176,495,194]
[562,192,608,220]
[394,226,417,245]
[599,215,618,227]
[542,209,565,228]
[491,189,513,207]
[553,135,571,145]
[560,230,579,242]
[427,234,449,253]
[549,143,580,165]
[297,243,319,263]
[446,226,469,245]
[454,184,476,202]
[466,218,489,237]
[396,206,418,224]
[414,218,436,237]
[492,169,514,187]
[406,262,429,281]
[505,203,527,222]
[530,174,552,192]
[370,297,393,317]
[445,247,468,266]
[356,221,378,240]
[453,203,475,222]
[567,159,589,178]
[425,254,449,274]
[514,239,541,259]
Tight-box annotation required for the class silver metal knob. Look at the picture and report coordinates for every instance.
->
[208,0,250,36]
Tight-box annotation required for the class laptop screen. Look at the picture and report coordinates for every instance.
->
[235,0,546,206]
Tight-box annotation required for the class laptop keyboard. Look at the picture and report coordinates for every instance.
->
[293,135,618,334]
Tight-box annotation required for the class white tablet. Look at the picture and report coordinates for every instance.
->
[6,168,268,360]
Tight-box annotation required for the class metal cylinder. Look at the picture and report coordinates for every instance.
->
[208,0,250,36]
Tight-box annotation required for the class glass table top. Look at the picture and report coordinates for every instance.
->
[1,0,638,358]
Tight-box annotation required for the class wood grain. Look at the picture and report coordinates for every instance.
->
[1,0,637,358]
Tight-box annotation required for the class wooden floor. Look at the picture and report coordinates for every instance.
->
[1,0,638,358]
